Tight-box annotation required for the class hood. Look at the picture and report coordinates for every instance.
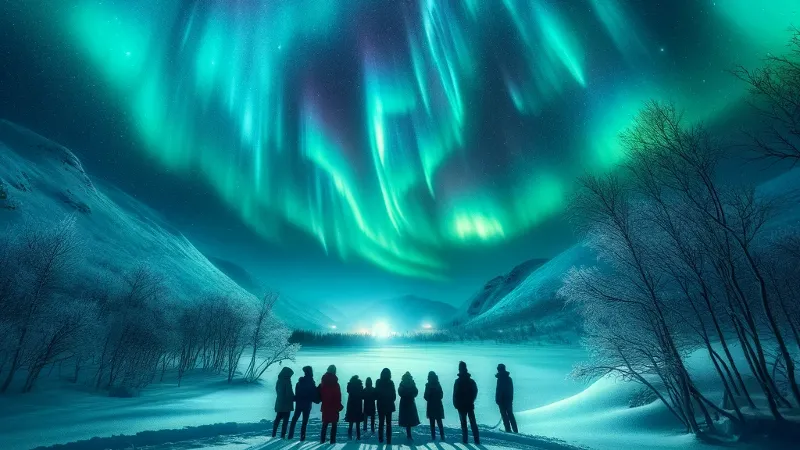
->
[380,368,391,380]
[348,376,363,388]
[278,367,294,379]
[427,371,438,383]
[401,371,414,383]
[365,377,373,388]
[322,372,338,385]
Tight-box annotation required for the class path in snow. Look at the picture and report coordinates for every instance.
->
[34,418,587,450]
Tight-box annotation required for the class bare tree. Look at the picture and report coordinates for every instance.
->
[1,216,80,393]
[733,28,800,164]
[242,292,298,383]
[94,266,170,390]
[563,100,800,438]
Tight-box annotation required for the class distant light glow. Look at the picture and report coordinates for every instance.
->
[422,323,433,329]
[330,325,337,330]
[372,321,391,339]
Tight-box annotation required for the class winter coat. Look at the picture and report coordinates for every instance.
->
[424,375,445,420]
[453,371,478,412]
[294,375,318,411]
[274,367,295,413]
[363,383,377,416]
[345,376,364,422]
[375,370,396,414]
[495,370,514,406]
[319,372,343,423]
[397,373,421,427]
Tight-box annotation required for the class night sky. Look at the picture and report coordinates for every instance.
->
[1,1,797,306]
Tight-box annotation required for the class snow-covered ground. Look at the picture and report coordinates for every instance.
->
[3,342,794,450]
[0,343,587,450]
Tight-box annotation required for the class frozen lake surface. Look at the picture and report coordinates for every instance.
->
[0,343,587,450]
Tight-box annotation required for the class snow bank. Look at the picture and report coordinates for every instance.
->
[516,345,798,450]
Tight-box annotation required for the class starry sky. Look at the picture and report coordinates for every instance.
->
[0,0,798,306]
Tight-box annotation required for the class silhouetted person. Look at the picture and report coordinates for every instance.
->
[398,371,421,440]
[288,366,317,440]
[453,361,479,445]
[375,368,396,444]
[319,365,343,444]
[272,367,294,439]
[424,371,445,441]
[496,363,518,433]
[345,375,364,440]
[362,376,377,433]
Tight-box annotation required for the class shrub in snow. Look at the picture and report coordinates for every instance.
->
[108,385,140,398]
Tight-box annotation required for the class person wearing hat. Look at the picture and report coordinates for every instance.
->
[398,371,421,440]
[345,374,364,440]
[375,368,397,444]
[453,361,479,445]
[495,363,518,433]
[319,365,344,443]
[362,377,377,433]
[288,366,318,440]
[424,371,445,441]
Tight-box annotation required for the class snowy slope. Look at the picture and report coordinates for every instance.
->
[455,258,549,322]
[208,256,335,331]
[757,167,800,230]
[461,167,800,334]
[0,120,324,329]
[462,244,592,333]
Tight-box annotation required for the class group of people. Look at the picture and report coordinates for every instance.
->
[271,361,519,445]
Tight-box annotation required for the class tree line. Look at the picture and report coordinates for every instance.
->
[0,220,298,394]
[560,29,800,439]
[288,323,547,346]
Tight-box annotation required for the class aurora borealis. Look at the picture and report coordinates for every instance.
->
[1,1,798,289]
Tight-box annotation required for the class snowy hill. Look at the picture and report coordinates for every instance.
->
[462,245,591,334]
[455,258,549,322]
[0,120,325,330]
[344,294,457,333]
[459,167,800,336]
[208,256,335,331]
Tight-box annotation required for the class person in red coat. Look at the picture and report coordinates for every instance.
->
[319,365,343,444]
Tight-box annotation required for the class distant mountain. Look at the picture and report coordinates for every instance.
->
[0,120,328,330]
[455,258,549,323]
[459,166,800,336]
[462,244,591,333]
[345,295,457,333]
[208,256,334,331]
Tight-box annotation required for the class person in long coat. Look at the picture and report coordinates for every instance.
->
[453,361,479,445]
[345,375,364,440]
[398,371,421,440]
[362,377,377,433]
[424,371,445,441]
[272,367,294,438]
[495,363,518,433]
[319,365,343,444]
[288,366,318,440]
[375,368,396,444]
